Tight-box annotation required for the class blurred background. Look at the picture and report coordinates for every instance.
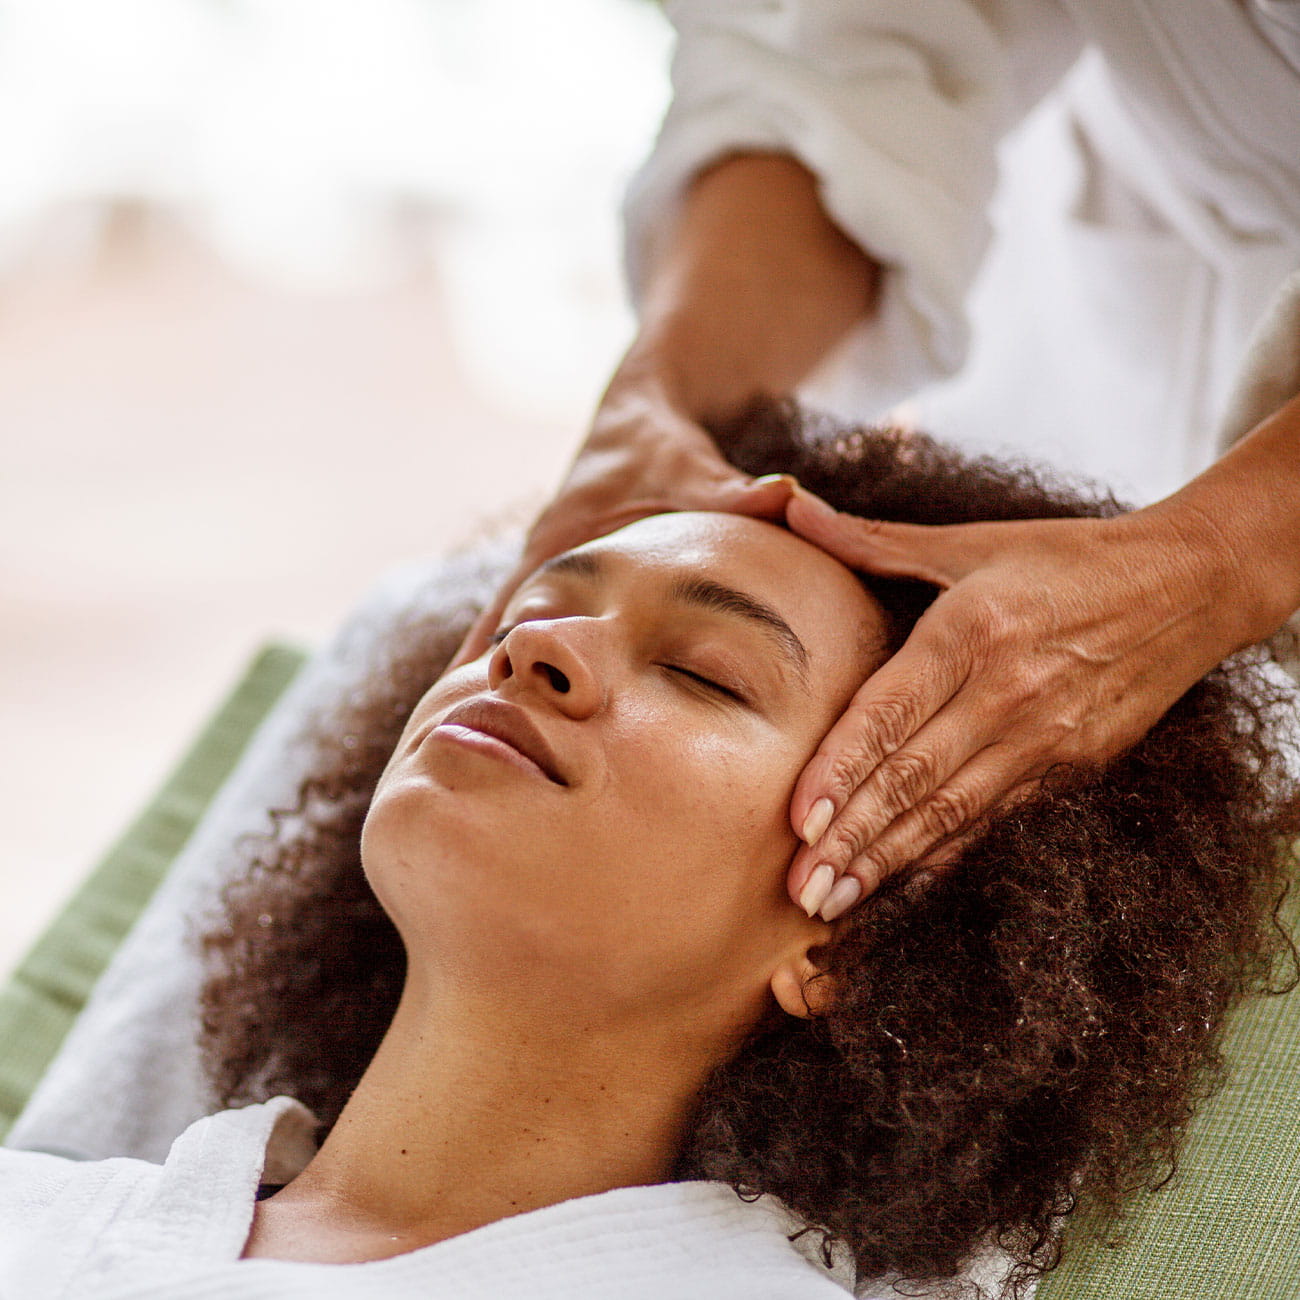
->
[0,0,674,979]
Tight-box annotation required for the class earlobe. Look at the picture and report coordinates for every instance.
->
[770,953,835,1019]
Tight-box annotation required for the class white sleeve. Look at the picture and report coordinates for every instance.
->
[623,0,1081,412]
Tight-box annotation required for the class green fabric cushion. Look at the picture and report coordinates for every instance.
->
[0,642,308,1140]
[1038,876,1300,1298]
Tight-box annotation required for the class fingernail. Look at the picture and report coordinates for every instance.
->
[818,875,861,922]
[800,797,835,845]
[798,863,836,918]
[752,473,794,488]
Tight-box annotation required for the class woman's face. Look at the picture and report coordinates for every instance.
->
[363,512,886,1036]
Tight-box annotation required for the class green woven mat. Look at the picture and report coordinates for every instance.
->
[1038,876,1300,1299]
[0,642,308,1139]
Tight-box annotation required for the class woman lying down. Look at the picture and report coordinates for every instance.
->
[3,400,1297,1300]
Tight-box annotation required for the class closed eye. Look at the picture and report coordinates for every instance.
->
[665,664,747,704]
[492,625,748,704]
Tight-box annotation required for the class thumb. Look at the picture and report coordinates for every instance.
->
[785,487,1001,587]
[705,472,800,520]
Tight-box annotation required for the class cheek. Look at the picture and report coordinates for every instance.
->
[587,707,802,915]
[570,715,806,1008]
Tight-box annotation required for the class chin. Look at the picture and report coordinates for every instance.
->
[361,766,570,907]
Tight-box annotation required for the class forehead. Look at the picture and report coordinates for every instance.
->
[548,512,886,679]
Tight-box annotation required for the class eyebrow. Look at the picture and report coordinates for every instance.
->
[535,550,812,690]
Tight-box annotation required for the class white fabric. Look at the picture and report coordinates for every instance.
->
[0,1096,869,1298]
[623,0,1070,409]
[625,0,1300,503]
[1216,268,1300,662]
[1250,0,1300,72]
[1218,268,1300,449]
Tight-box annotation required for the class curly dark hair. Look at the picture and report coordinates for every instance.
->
[198,397,1300,1297]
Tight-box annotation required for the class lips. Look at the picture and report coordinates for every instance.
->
[435,697,569,786]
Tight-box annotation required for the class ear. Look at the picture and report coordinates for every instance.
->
[770,947,835,1020]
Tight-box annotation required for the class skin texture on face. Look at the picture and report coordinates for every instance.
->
[363,511,887,1041]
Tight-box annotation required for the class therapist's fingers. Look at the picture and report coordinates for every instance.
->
[802,767,1045,921]
[791,740,1036,915]
[788,699,1014,901]
[780,485,1257,922]
[786,588,980,854]
[710,470,801,517]
[841,767,1044,894]
[784,485,1003,588]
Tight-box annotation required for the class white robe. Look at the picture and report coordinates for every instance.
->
[0,1096,870,1300]
[624,0,1300,502]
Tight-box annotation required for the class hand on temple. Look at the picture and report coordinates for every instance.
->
[450,380,797,667]
[782,484,1273,922]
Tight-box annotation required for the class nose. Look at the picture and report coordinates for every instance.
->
[487,619,602,718]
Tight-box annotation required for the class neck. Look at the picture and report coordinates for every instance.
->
[273,975,725,1248]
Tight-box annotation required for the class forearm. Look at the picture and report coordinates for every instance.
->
[1151,391,1300,647]
[612,152,880,431]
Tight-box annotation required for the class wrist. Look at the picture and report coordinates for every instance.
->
[592,337,765,469]
[1157,395,1300,647]
[1142,487,1300,655]
[1125,498,1257,657]
[603,326,769,433]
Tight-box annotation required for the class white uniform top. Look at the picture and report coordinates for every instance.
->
[624,0,1300,502]
[0,1096,873,1300]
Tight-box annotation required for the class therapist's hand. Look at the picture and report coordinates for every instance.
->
[782,486,1259,921]
[450,378,797,667]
